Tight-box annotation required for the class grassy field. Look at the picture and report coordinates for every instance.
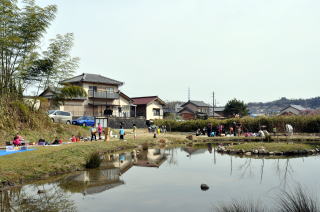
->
[0,129,188,185]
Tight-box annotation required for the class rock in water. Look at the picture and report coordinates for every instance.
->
[200,184,209,191]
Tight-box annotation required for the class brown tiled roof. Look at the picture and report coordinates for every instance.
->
[131,96,165,105]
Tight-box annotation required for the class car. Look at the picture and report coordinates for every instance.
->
[48,110,72,124]
[72,116,95,127]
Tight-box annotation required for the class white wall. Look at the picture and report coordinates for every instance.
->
[146,100,163,120]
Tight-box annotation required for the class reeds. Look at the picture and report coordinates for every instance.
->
[215,186,319,212]
[277,186,318,212]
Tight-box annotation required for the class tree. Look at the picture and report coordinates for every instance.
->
[41,33,79,89]
[22,33,80,94]
[50,85,87,108]
[0,0,57,97]
[224,98,249,117]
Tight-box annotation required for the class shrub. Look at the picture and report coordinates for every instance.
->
[85,152,102,169]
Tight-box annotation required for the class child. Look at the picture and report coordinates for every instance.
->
[133,124,137,140]
[71,135,77,142]
[98,123,103,140]
[119,127,125,140]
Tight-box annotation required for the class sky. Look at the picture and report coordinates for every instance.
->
[35,0,320,106]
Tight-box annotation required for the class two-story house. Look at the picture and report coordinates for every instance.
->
[40,73,133,117]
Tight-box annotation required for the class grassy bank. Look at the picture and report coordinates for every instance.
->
[0,131,188,185]
[225,142,316,152]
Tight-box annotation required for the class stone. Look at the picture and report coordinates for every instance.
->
[186,135,193,140]
[37,190,45,194]
[200,184,209,191]
[245,152,252,156]
[269,152,274,155]
[253,150,259,154]
[258,149,266,154]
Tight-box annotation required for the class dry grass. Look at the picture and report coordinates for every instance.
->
[0,130,188,184]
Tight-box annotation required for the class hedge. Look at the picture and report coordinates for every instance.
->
[154,115,320,133]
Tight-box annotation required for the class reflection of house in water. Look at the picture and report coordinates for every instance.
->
[182,147,207,157]
[59,152,135,195]
[134,149,168,168]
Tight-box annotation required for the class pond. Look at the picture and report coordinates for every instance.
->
[1,145,320,212]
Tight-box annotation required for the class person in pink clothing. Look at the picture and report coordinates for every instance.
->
[12,134,22,146]
[98,123,103,140]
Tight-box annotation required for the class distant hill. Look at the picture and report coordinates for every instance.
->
[247,97,320,114]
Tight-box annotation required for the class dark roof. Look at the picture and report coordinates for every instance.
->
[281,105,307,112]
[39,87,87,100]
[131,96,166,106]
[178,107,196,114]
[181,100,211,108]
[60,73,123,86]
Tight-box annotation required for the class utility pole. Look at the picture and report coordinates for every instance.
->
[212,91,215,118]
[188,87,190,101]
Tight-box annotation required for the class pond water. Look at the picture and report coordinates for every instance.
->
[1,145,320,212]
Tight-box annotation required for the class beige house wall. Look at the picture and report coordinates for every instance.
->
[146,101,163,120]
[112,96,131,117]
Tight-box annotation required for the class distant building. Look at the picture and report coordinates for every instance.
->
[178,100,211,120]
[40,73,133,117]
[209,106,225,119]
[131,96,166,120]
[279,105,307,115]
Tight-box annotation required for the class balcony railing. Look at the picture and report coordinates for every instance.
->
[88,90,119,99]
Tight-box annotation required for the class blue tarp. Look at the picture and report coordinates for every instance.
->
[0,149,35,157]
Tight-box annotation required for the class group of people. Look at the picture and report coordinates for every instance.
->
[196,122,243,137]
[89,123,104,141]
[195,122,295,138]
[88,123,138,141]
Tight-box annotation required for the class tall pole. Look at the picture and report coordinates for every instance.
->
[93,89,95,117]
[188,87,190,101]
[212,91,215,118]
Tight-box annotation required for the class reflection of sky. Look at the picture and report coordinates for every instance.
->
[22,149,320,212]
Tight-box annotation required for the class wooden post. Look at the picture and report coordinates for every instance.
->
[105,127,110,142]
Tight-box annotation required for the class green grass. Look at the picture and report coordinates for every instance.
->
[226,142,315,152]
[0,131,189,184]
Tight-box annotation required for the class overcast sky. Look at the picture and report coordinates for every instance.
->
[36,0,320,106]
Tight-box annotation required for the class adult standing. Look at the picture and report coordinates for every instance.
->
[90,126,97,141]
[207,123,212,137]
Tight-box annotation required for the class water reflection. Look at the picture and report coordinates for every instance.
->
[0,184,76,212]
[59,149,168,196]
[1,147,318,212]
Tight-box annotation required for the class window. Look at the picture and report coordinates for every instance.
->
[89,86,97,91]
[153,108,160,116]
[62,112,71,116]
[106,87,114,93]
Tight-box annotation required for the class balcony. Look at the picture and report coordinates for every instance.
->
[88,90,119,99]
